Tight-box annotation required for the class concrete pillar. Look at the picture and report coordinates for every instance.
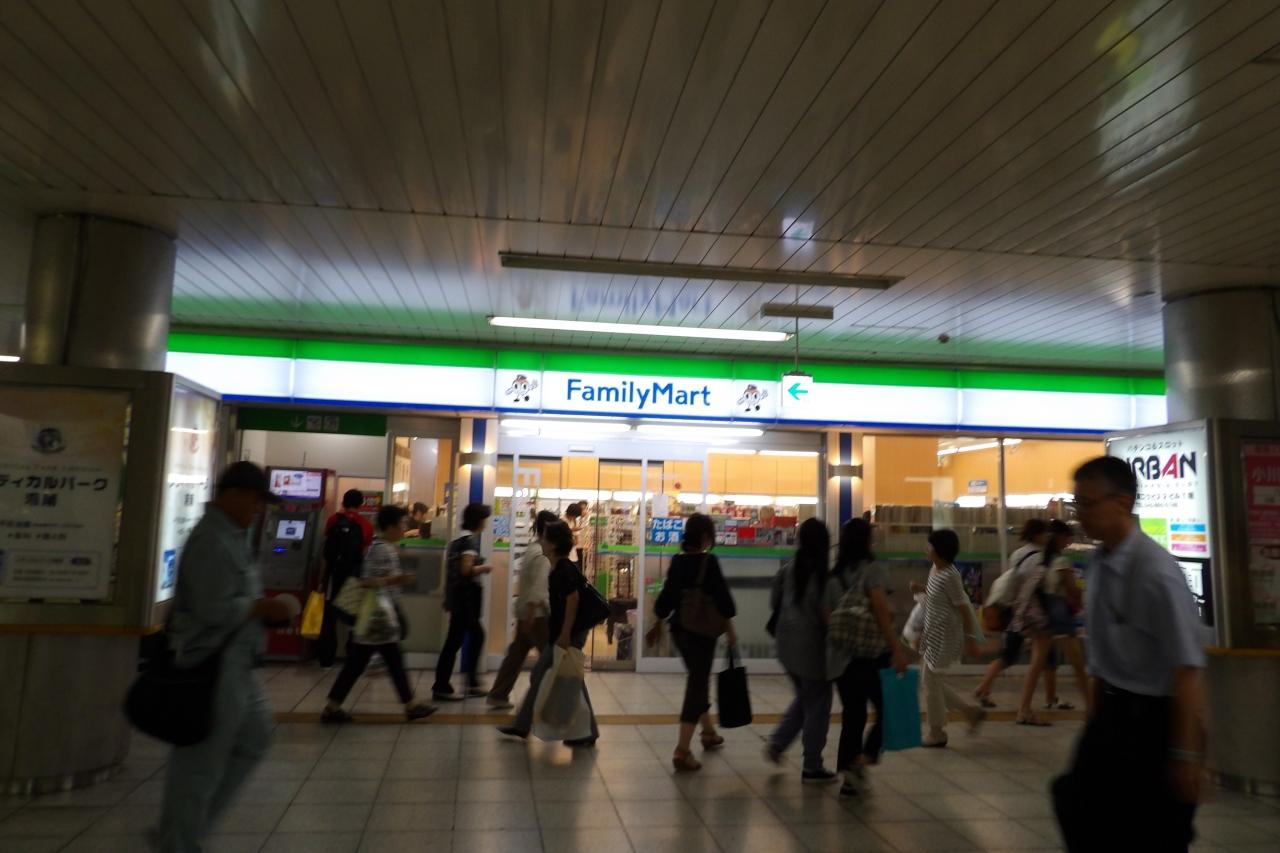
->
[1162,285,1280,797]
[2,214,175,795]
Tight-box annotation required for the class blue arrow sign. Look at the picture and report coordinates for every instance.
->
[788,382,809,401]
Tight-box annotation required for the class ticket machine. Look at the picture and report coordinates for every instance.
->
[260,466,338,658]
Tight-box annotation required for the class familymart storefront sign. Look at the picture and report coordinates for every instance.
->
[165,333,1167,433]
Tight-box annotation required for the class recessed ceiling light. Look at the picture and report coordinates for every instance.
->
[0,355,19,363]
[488,316,789,343]
[635,424,765,439]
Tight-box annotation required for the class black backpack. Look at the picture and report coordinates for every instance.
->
[324,514,364,585]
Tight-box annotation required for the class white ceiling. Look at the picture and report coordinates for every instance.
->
[1,0,1279,370]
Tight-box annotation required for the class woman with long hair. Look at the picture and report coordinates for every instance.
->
[648,513,738,772]
[824,518,908,797]
[487,509,559,710]
[1012,520,1091,724]
[765,518,837,783]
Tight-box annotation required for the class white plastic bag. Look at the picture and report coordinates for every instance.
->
[353,590,400,645]
[531,646,592,742]
[902,592,926,650]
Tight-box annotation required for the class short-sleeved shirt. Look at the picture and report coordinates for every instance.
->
[1085,527,1207,696]
[922,564,968,671]
[362,537,403,601]
[446,533,484,613]
[515,547,551,617]
[824,559,890,679]
[547,557,587,641]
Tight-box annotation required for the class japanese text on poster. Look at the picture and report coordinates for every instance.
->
[155,386,219,604]
[0,388,128,600]
[1108,427,1210,559]
[1242,442,1280,626]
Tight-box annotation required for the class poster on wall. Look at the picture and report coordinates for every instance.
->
[1242,442,1280,626]
[155,385,220,604]
[1107,426,1211,559]
[0,387,129,600]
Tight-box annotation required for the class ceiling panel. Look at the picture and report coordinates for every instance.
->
[0,0,1277,373]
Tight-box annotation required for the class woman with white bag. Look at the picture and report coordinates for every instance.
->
[322,505,436,723]
[498,520,599,746]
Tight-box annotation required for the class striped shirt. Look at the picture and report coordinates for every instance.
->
[362,537,403,601]
[922,564,967,670]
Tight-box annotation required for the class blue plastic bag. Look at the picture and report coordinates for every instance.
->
[879,667,923,751]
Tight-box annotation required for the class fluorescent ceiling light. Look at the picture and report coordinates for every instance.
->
[498,252,899,291]
[759,450,819,458]
[709,448,758,456]
[0,355,19,363]
[723,494,774,506]
[955,496,987,508]
[501,418,631,434]
[937,438,1021,457]
[774,496,819,506]
[636,424,764,439]
[392,482,409,493]
[494,486,514,498]
[488,316,789,343]
[612,491,643,502]
[676,492,723,504]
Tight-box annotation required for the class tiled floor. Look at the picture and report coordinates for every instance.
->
[3,666,1277,852]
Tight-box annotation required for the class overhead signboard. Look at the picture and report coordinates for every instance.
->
[781,373,812,412]
[1107,425,1210,559]
[237,408,387,436]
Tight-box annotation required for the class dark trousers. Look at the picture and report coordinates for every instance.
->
[316,602,353,668]
[672,627,717,724]
[434,606,484,691]
[1053,681,1196,852]
[835,653,889,771]
[327,642,413,706]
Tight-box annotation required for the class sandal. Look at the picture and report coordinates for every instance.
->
[1044,700,1075,710]
[700,732,725,750]
[673,748,702,772]
[973,691,997,709]
[1015,715,1052,727]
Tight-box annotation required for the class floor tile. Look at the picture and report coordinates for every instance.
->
[975,792,1056,819]
[692,795,786,826]
[1,807,108,838]
[530,779,613,801]
[447,829,543,853]
[613,798,703,828]
[366,803,455,833]
[310,759,389,781]
[61,835,154,853]
[358,831,452,852]
[377,779,457,803]
[212,803,289,835]
[83,803,160,836]
[260,832,361,853]
[947,818,1062,850]
[206,835,269,853]
[455,779,533,804]
[624,825,721,853]
[276,803,371,833]
[0,840,63,853]
[788,821,900,853]
[535,800,623,829]
[539,828,634,853]
[454,800,539,831]
[1193,816,1277,846]
[709,824,810,853]
[294,779,382,804]
[866,820,981,851]
[912,793,1007,822]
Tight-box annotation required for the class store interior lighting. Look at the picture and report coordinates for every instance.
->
[759,449,819,458]
[500,418,632,436]
[488,315,790,343]
[936,438,1022,457]
[722,494,775,506]
[774,496,820,506]
[635,423,765,439]
[708,448,758,455]
[0,355,19,363]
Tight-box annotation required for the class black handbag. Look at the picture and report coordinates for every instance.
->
[573,579,611,632]
[124,629,235,747]
[716,645,753,728]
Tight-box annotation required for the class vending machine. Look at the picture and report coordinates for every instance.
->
[259,467,338,659]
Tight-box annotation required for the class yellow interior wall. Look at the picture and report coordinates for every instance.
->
[1003,440,1103,493]
[871,436,945,505]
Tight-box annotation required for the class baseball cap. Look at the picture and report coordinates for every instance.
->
[217,461,281,503]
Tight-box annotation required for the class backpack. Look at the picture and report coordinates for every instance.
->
[828,564,888,658]
[324,514,365,587]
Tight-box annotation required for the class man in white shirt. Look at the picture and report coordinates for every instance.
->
[486,510,558,709]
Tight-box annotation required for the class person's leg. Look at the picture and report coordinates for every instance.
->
[488,620,536,703]
[863,654,888,762]
[1060,636,1092,715]
[378,643,415,705]
[798,678,833,773]
[462,609,486,689]
[921,664,948,742]
[1017,635,1051,721]
[317,602,338,668]
[975,657,1005,700]
[204,671,273,828]
[674,631,714,752]
[512,644,553,733]
[433,611,466,693]
[769,672,806,753]
[327,643,375,706]
[834,662,862,772]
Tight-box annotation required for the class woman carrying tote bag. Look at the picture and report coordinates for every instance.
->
[647,513,738,772]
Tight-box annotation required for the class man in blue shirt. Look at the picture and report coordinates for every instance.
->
[1053,456,1207,852]
[156,462,294,853]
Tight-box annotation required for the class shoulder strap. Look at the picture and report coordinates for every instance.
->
[694,553,710,587]
[1015,549,1039,570]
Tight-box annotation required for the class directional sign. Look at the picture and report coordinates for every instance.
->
[237,408,386,436]
[781,373,813,411]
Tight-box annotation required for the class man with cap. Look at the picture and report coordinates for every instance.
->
[156,462,296,853]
